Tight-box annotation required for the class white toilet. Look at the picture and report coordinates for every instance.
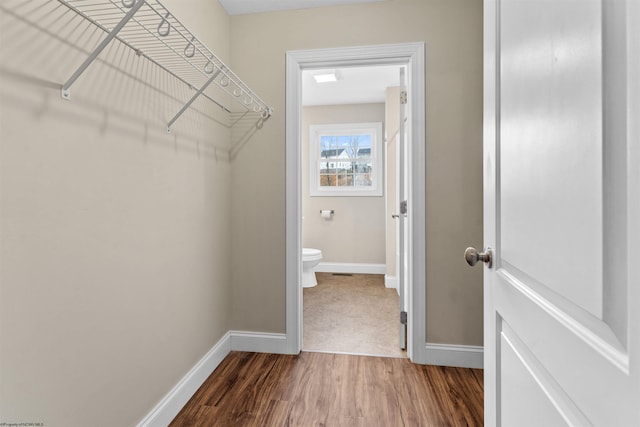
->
[302,248,323,288]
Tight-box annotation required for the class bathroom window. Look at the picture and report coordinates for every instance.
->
[309,122,383,197]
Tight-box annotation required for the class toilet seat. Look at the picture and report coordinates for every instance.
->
[302,248,322,261]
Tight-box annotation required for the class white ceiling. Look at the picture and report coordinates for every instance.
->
[218,0,385,15]
[302,65,402,106]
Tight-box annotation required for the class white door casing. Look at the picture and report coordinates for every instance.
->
[483,0,639,426]
[285,43,426,362]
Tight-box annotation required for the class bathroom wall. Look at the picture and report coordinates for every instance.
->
[229,0,484,346]
[0,1,233,425]
[302,103,386,266]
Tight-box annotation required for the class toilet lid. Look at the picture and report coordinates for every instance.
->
[303,248,322,257]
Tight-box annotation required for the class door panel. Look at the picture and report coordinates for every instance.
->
[484,0,639,425]
[500,0,603,317]
[500,324,572,427]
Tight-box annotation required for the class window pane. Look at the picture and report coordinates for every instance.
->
[353,161,372,173]
[343,136,357,159]
[356,149,371,159]
[337,171,353,187]
[354,135,372,159]
[345,162,354,174]
[319,174,335,187]
[320,136,340,159]
[319,161,330,173]
[354,173,372,187]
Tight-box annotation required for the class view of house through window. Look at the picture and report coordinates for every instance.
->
[319,134,372,188]
[310,122,382,196]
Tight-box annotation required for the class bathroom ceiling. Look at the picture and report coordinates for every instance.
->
[302,65,401,106]
[218,0,385,15]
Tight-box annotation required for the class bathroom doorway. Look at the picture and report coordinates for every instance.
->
[285,43,426,362]
[299,64,404,357]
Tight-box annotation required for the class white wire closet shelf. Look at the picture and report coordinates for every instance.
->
[58,0,272,132]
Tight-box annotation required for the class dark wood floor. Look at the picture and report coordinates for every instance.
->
[170,351,483,427]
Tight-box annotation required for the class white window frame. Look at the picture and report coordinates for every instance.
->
[309,122,383,197]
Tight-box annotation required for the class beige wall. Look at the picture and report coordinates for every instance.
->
[230,0,484,345]
[0,1,232,425]
[302,104,386,264]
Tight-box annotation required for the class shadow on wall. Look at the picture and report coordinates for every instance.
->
[229,111,271,160]
[0,1,268,160]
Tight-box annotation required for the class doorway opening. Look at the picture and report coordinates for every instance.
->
[285,43,426,363]
[300,64,405,357]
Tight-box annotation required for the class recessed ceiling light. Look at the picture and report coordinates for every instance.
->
[313,72,338,83]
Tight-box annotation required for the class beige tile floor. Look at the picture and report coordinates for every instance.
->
[303,272,407,358]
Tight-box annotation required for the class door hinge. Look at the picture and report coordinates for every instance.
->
[400,311,407,325]
[400,200,408,215]
[400,90,408,105]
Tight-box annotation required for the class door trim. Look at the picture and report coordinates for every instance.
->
[284,43,426,363]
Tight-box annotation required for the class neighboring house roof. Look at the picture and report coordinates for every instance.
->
[321,148,347,158]
[321,148,371,158]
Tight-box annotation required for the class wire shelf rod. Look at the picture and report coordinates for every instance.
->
[57,0,272,123]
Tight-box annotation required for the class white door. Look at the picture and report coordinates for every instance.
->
[397,67,409,350]
[480,0,640,426]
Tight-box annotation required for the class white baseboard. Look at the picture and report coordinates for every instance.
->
[229,331,289,354]
[384,275,398,289]
[315,262,386,275]
[137,332,232,427]
[423,343,484,369]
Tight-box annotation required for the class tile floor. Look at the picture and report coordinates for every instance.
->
[303,272,406,358]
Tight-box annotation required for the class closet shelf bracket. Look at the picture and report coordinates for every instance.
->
[61,0,145,100]
[167,69,221,133]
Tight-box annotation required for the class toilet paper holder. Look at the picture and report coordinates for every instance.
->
[320,209,335,219]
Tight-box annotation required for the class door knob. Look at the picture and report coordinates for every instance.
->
[465,247,492,268]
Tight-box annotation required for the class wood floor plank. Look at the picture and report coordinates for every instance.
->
[170,351,483,426]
